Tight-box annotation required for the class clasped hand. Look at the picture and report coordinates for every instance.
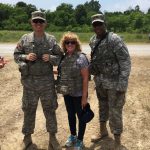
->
[26,53,50,62]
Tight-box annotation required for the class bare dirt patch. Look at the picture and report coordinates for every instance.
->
[0,56,150,150]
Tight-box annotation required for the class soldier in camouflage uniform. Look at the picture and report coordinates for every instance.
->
[89,14,131,147]
[14,11,62,150]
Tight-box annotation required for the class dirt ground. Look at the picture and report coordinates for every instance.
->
[0,55,150,150]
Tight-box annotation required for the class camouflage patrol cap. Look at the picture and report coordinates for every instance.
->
[91,14,105,24]
[31,10,46,21]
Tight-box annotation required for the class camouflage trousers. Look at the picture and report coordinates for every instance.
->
[22,86,58,135]
[96,84,126,135]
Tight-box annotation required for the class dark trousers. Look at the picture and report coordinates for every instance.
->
[64,95,86,141]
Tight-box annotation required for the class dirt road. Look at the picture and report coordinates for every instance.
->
[0,45,150,149]
[0,43,150,56]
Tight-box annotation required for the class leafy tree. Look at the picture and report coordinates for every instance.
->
[135,5,140,12]
[84,0,101,13]
[16,2,37,19]
[54,3,75,26]
[0,3,13,21]
[16,1,27,7]
[26,4,37,18]
[124,7,135,15]
[75,5,87,25]
[134,14,143,29]
[56,3,73,12]
[0,3,13,28]
[147,8,150,14]
[0,0,150,33]
[84,0,101,25]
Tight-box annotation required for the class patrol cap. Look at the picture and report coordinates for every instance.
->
[91,14,105,24]
[81,103,94,123]
[31,11,46,21]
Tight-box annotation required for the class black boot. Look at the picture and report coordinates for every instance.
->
[114,134,121,149]
[22,134,32,150]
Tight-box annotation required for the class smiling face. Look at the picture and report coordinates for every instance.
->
[92,21,106,37]
[61,32,81,54]
[31,19,47,33]
[64,40,76,54]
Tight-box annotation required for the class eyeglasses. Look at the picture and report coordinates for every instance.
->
[65,41,76,45]
[92,22,104,27]
[32,19,45,24]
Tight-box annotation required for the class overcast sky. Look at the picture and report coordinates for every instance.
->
[0,0,150,13]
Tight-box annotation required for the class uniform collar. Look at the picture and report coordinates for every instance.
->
[29,32,46,43]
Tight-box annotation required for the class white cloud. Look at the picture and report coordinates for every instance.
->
[130,0,150,12]
[102,0,150,13]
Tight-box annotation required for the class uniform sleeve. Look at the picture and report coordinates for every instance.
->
[89,35,96,50]
[77,54,89,69]
[14,35,27,64]
[48,37,63,66]
[112,35,131,91]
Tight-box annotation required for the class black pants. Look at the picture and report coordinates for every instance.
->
[64,95,86,141]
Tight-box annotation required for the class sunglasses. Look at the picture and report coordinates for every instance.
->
[65,41,76,45]
[92,22,104,27]
[32,19,45,24]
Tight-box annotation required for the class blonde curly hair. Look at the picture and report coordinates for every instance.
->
[60,32,82,53]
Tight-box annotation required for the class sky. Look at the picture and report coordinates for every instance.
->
[0,0,150,13]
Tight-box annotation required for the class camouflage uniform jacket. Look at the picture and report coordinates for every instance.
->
[57,52,84,95]
[89,32,131,91]
[14,32,62,90]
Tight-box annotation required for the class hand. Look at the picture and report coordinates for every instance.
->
[26,53,37,61]
[0,63,4,69]
[0,57,8,69]
[81,97,88,109]
[42,54,50,62]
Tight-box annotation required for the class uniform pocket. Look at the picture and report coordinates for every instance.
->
[56,85,69,95]
[103,62,119,76]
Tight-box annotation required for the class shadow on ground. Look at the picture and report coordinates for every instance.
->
[62,137,128,150]
[27,143,46,150]
[84,137,128,150]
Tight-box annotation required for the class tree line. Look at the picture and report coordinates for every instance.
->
[0,0,150,33]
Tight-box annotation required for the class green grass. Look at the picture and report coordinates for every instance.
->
[0,30,29,43]
[0,30,150,43]
[119,32,150,43]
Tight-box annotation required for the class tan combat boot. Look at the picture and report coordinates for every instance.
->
[91,122,108,143]
[114,134,121,149]
[22,134,32,150]
[48,133,61,150]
